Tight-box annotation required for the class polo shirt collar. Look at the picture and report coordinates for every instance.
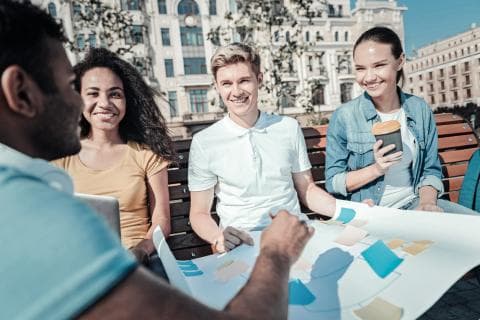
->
[223,111,268,137]
[0,142,73,194]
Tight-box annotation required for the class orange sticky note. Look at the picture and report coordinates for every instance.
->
[387,239,405,250]
[353,297,403,320]
[334,225,368,246]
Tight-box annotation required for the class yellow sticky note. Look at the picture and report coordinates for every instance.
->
[387,239,405,250]
[403,243,430,255]
[353,297,403,320]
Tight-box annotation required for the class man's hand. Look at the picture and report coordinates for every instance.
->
[129,246,150,265]
[372,140,402,176]
[214,226,254,253]
[362,198,375,207]
[415,202,443,212]
[260,210,314,266]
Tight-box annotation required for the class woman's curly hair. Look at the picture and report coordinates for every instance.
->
[74,48,175,161]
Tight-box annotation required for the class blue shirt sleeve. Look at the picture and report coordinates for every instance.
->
[0,170,137,320]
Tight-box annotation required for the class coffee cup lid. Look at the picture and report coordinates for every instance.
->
[372,120,401,135]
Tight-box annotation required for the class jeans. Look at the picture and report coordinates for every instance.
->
[401,197,479,216]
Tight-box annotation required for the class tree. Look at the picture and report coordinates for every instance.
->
[207,0,328,113]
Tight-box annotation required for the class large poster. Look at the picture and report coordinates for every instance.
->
[154,201,480,319]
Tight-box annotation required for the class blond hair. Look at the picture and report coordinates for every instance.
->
[210,43,261,79]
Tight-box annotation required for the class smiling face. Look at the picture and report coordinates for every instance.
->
[214,62,262,126]
[354,40,404,100]
[80,67,126,133]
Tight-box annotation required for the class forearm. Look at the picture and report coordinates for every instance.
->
[418,185,438,205]
[190,212,222,244]
[346,164,382,192]
[146,216,171,239]
[225,250,290,320]
[303,183,336,217]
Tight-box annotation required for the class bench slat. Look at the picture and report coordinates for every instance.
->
[439,147,478,164]
[442,176,464,192]
[302,126,328,138]
[172,245,213,260]
[438,134,478,150]
[437,123,474,137]
[169,185,190,200]
[442,163,468,178]
[167,232,209,250]
[434,113,465,125]
[168,168,188,184]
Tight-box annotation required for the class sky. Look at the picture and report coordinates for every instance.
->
[350,0,480,57]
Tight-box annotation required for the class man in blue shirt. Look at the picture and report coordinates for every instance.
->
[0,1,313,319]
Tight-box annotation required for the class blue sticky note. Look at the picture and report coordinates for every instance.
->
[288,279,316,305]
[337,208,356,223]
[179,263,199,271]
[361,240,404,278]
[183,269,204,277]
[177,260,195,266]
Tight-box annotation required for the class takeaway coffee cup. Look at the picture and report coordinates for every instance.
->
[371,120,403,156]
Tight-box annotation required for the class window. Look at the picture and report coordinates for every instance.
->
[328,4,335,16]
[429,83,433,92]
[420,86,423,92]
[340,83,353,103]
[453,91,458,100]
[344,31,348,42]
[189,89,208,113]
[419,74,422,80]
[466,88,471,98]
[164,59,174,77]
[442,93,446,102]
[440,81,445,90]
[88,34,96,48]
[180,27,203,46]
[73,4,81,16]
[168,91,178,117]
[184,57,207,74]
[452,78,457,87]
[338,5,343,16]
[305,31,310,42]
[451,65,456,74]
[464,61,470,71]
[430,95,435,104]
[209,0,217,15]
[158,0,167,14]
[285,31,290,43]
[76,34,85,50]
[316,31,322,41]
[428,71,433,80]
[334,31,339,42]
[178,0,199,15]
[48,2,56,17]
[312,85,325,105]
[466,74,470,85]
[161,28,171,46]
[127,25,144,44]
[439,68,444,77]
[274,31,279,42]
[307,56,313,72]
[123,0,140,10]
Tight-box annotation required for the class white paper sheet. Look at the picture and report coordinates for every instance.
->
[154,203,480,319]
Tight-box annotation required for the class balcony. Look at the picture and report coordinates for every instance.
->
[449,70,457,77]
[461,67,471,74]
[463,81,472,87]
[437,72,445,79]
[177,74,212,87]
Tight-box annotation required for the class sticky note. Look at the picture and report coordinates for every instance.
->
[361,240,403,278]
[337,208,356,223]
[413,240,434,246]
[348,219,368,228]
[403,243,430,255]
[177,260,195,266]
[288,279,316,305]
[387,239,405,250]
[215,260,249,282]
[179,263,200,271]
[183,269,204,277]
[334,225,368,246]
[353,297,403,320]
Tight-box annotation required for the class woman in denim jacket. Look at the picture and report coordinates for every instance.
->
[325,27,476,215]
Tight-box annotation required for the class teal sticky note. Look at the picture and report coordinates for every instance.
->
[337,208,356,223]
[289,279,316,305]
[361,240,404,278]
[183,269,204,277]
[179,263,199,271]
[177,260,195,266]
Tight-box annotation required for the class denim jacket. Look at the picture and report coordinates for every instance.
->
[325,89,444,204]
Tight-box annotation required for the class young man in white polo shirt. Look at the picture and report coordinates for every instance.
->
[188,43,337,252]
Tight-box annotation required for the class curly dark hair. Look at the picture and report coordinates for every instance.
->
[74,48,175,161]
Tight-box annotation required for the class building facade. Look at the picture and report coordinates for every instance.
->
[405,24,480,109]
[37,0,406,138]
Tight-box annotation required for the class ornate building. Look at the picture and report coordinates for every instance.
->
[37,0,406,138]
[405,24,480,109]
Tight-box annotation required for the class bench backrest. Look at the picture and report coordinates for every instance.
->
[167,113,479,259]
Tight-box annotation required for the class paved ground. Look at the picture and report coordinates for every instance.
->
[419,275,480,320]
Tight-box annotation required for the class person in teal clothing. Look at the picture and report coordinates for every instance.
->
[0,3,314,319]
[459,149,480,212]
[325,26,477,215]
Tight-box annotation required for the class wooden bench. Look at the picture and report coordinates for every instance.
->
[167,113,479,259]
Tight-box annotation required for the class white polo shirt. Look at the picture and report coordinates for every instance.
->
[188,111,312,230]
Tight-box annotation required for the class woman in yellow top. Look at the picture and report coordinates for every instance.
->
[54,48,174,270]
